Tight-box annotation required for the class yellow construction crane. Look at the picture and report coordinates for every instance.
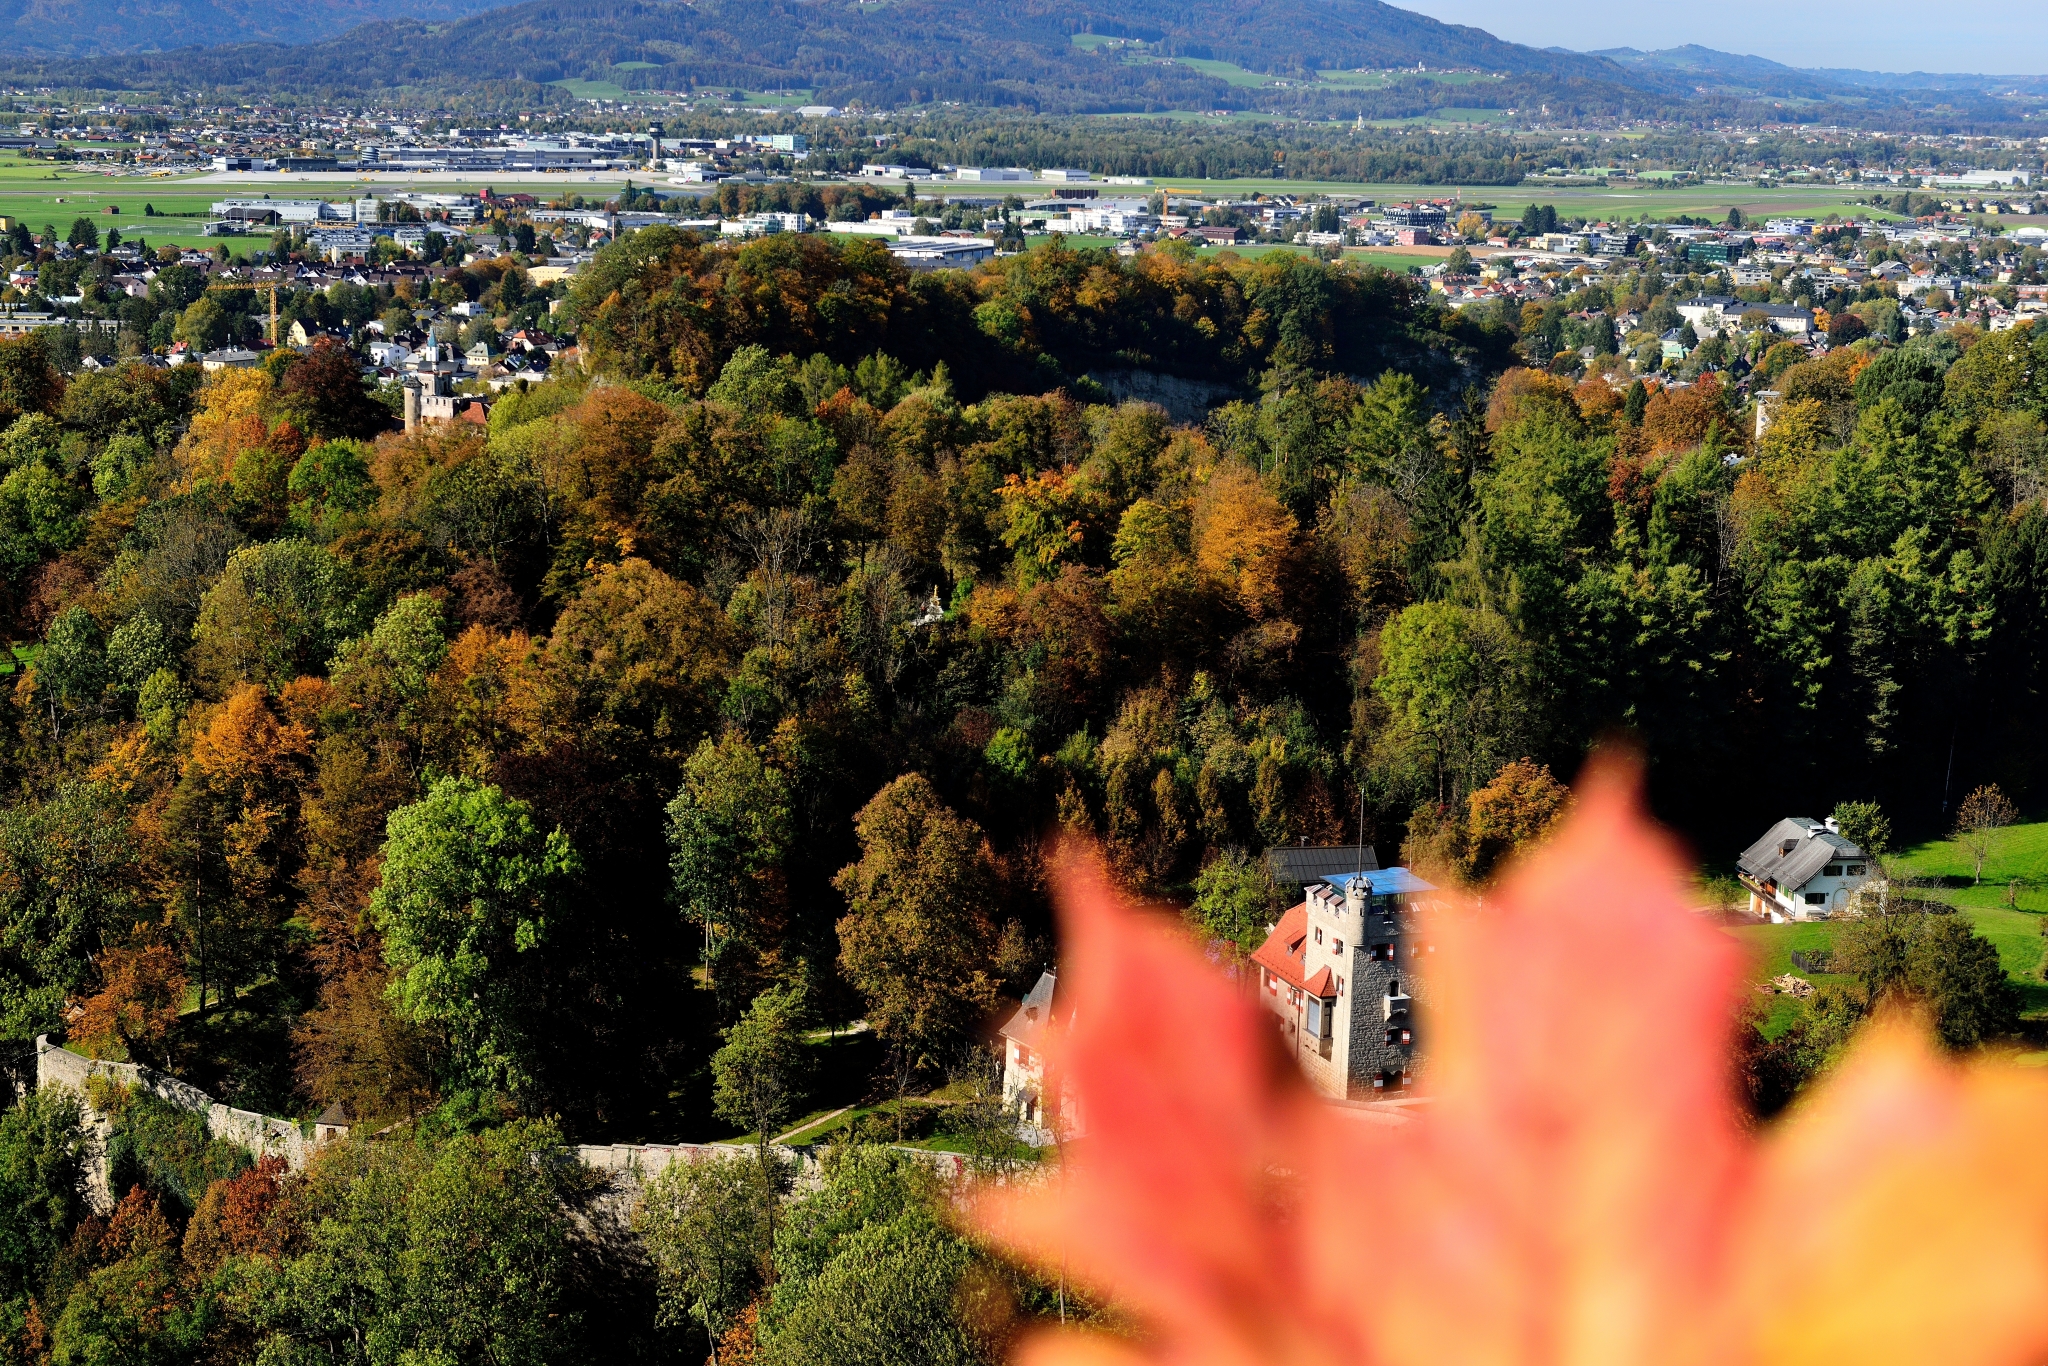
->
[204,279,281,346]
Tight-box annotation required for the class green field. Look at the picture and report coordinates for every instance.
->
[0,159,251,252]
[1156,57,1276,88]
[1366,108,1515,128]
[1099,109,1281,125]
[1127,173,1885,223]
[549,79,631,100]
[1729,820,2048,1021]
[1066,39,1506,98]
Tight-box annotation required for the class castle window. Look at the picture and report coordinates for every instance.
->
[1314,927,1323,944]
[1333,940,1343,955]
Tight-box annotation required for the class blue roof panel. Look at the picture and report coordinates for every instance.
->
[1321,867,1438,896]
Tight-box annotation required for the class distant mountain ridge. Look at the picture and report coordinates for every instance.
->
[0,0,506,56]
[0,0,1657,108]
[1583,43,2048,97]
[0,0,2038,123]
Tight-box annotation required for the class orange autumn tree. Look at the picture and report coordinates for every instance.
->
[982,757,2048,1366]
[70,943,184,1066]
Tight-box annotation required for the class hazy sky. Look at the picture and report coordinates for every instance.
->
[1389,0,2048,76]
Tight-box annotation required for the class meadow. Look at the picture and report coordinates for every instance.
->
[1729,820,2048,1026]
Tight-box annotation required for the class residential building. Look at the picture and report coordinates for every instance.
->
[306,228,378,261]
[1676,295,1741,334]
[1066,200,1156,234]
[1250,867,1438,1099]
[1382,204,1449,229]
[1739,817,1875,921]
[1677,296,1814,336]
[719,212,810,238]
[998,970,1067,1133]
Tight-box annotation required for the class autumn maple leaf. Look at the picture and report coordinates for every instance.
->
[979,757,2048,1366]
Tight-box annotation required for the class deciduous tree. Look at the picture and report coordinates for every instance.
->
[1955,783,2019,884]
[834,776,1001,1073]
[370,777,580,1096]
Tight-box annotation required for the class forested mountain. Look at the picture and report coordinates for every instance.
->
[0,0,1640,109]
[1585,43,2048,98]
[0,0,503,56]
[0,0,2026,126]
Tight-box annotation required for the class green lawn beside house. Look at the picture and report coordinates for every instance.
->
[1729,819,2048,1020]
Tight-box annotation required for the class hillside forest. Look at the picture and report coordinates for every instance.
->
[2,226,2048,1360]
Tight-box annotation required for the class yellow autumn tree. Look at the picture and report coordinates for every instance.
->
[174,367,274,487]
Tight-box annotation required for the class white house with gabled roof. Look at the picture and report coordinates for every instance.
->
[1737,816,1875,921]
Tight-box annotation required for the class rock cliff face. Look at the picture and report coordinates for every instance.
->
[1086,369,1240,425]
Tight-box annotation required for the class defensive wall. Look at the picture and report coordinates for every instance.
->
[33,1036,981,1208]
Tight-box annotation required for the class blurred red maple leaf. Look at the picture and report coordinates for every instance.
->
[978,757,2048,1366]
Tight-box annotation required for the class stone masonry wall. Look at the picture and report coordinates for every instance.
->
[35,1035,983,1211]
[35,1035,309,1211]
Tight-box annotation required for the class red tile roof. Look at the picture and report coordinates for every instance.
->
[1302,967,1334,998]
[1252,903,1310,992]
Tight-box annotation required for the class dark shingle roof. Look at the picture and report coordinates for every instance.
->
[1266,845,1380,885]
[1738,817,1864,891]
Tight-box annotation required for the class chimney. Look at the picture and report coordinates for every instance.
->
[1825,816,1841,834]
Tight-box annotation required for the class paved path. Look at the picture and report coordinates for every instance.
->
[773,1107,852,1144]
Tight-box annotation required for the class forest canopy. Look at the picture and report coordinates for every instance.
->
[1,225,2046,1363]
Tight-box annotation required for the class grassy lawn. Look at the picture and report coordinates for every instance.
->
[549,79,631,100]
[1728,819,2048,1022]
[1153,57,1276,89]
[1891,822,2048,890]
[0,158,251,251]
[1891,821,2048,1013]
[1367,109,1516,128]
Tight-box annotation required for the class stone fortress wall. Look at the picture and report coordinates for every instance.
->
[34,1035,975,1208]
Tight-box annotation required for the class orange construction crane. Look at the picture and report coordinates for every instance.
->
[204,279,281,346]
